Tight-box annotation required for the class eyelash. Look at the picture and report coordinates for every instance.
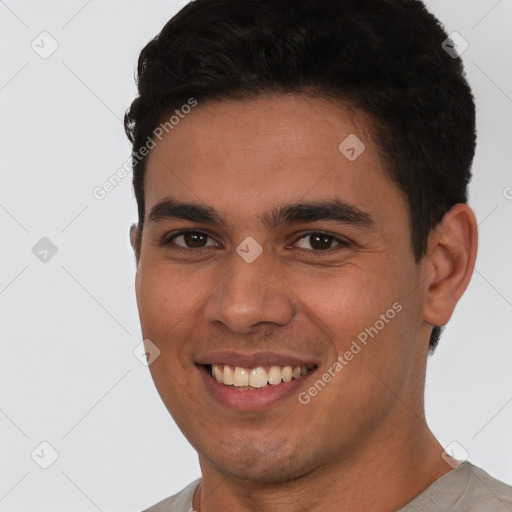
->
[162,229,350,255]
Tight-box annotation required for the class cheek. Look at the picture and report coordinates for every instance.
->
[291,262,419,388]
[284,264,395,347]
[137,261,206,316]
[135,263,206,351]
[134,265,206,411]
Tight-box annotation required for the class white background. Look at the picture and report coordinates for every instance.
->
[1,1,511,510]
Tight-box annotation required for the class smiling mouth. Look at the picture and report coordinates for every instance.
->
[202,363,318,390]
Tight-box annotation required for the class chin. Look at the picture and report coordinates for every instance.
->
[210,459,306,485]
[200,438,316,485]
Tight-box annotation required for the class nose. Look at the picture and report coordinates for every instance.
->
[204,250,296,335]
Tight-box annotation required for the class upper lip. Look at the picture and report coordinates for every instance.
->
[195,350,318,369]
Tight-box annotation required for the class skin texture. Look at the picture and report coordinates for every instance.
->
[130,94,478,511]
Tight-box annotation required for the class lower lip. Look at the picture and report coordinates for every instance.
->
[197,365,315,410]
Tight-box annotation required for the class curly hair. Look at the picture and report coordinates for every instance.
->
[124,0,476,352]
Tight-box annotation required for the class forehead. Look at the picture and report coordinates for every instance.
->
[143,94,404,228]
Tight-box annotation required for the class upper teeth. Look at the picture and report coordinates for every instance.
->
[211,364,311,388]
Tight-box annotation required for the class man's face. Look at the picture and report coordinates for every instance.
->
[133,94,432,483]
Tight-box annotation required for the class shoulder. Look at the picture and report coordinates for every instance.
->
[460,463,512,511]
[399,461,512,512]
[141,479,201,512]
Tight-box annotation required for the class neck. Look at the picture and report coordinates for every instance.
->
[194,410,454,512]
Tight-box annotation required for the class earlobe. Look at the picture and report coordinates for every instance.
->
[130,223,139,250]
[129,223,140,266]
[422,204,478,328]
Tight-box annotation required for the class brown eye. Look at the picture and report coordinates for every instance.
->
[167,230,218,250]
[294,232,349,251]
[181,232,208,248]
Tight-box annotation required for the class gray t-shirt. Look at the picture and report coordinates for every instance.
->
[143,462,512,511]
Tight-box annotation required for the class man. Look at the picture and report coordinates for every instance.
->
[125,0,512,510]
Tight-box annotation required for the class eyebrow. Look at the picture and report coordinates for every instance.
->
[147,197,375,231]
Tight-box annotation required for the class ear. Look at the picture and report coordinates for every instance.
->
[129,223,140,265]
[421,204,478,328]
